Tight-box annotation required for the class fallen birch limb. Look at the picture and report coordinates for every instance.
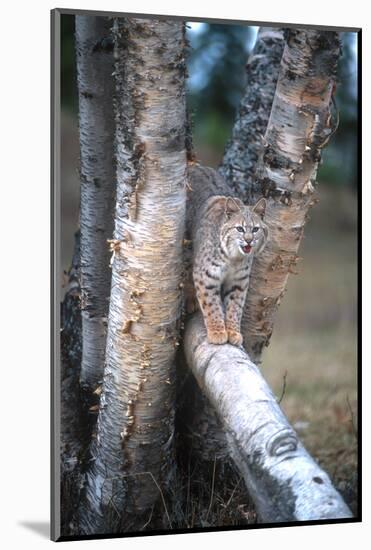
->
[184,313,352,523]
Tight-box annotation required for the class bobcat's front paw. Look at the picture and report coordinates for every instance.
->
[228,329,243,346]
[207,328,228,345]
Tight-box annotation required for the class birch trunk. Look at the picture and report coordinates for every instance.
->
[79,18,187,535]
[75,16,116,395]
[176,354,230,462]
[185,314,352,522]
[220,27,284,203]
[242,30,340,362]
[60,231,83,533]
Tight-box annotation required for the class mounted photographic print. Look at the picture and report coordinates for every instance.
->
[51,8,361,541]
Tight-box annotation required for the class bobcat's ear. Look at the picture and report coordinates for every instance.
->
[252,197,266,219]
[225,197,243,217]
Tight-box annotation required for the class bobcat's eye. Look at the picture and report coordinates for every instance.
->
[236,226,245,233]
[252,226,259,233]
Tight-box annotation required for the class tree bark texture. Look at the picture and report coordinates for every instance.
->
[79,18,188,535]
[60,232,83,533]
[176,354,230,462]
[75,16,116,395]
[220,27,284,203]
[242,30,340,362]
[185,313,352,522]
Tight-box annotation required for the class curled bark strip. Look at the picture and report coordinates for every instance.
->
[79,18,187,535]
[242,30,341,362]
[220,27,285,202]
[75,16,116,395]
[185,313,352,523]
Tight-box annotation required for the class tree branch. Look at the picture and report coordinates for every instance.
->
[75,15,116,396]
[184,313,352,522]
[220,27,284,203]
[242,30,341,362]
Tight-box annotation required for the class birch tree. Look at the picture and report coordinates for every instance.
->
[75,16,116,395]
[241,29,341,362]
[60,231,83,533]
[220,27,285,202]
[61,16,116,530]
[79,18,188,535]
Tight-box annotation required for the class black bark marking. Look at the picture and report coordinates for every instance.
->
[92,36,114,53]
[80,90,94,99]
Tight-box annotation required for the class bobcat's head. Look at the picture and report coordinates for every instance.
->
[213,196,269,261]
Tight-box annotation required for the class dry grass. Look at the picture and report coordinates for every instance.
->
[167,457,257,530]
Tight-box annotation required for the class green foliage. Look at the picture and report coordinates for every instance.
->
[195,110,231,151]
[187,23,253,160]
[187,23,252,115]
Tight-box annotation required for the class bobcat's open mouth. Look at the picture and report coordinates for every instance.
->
[241,244,252,254]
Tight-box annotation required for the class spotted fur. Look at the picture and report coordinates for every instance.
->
[186,165,268,346]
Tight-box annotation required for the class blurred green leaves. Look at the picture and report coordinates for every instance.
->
[186,22,254,161]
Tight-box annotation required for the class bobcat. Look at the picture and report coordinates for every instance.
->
[186,165,268,346]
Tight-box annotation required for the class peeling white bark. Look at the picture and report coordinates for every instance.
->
[79,18,188,535]
[242,30,341,362]
[75,16,116,395]
[184,313,352,523]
